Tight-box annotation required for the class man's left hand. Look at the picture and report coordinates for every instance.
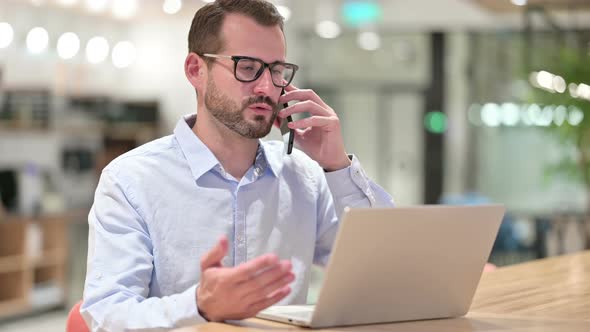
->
[277,84,351,172]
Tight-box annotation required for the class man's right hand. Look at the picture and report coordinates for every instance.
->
[196,236,295,322]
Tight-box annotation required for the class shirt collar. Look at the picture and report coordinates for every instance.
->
[258,140,283,177]
[173,114,283,180]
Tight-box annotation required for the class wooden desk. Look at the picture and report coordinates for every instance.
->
[175,251,590,331]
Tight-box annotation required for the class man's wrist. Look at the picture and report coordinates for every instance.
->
[196,286,211,322]
[323,154,352,172]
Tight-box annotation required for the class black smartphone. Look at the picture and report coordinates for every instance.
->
[279,88,294,155]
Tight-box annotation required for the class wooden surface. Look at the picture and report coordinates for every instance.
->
[174,251,590,331]
[471,250,590,320]
[0,217,69,320]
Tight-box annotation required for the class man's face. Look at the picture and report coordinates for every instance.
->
[203,13,286,139]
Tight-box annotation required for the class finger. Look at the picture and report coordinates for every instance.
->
[238,260,293,297]
[279,88,327,108]
[284,82,298,92]
[294,127,312,136]
[241,270,295,304]
[230,253,280,283]
[288,116,335,130]
[246,286,292,317]
[200,236,228,270]
[279,100,331,118]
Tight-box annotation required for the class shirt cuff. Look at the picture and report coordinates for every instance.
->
[324,154,376,206]
[176,284,208,326]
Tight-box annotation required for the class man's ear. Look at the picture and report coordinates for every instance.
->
[185,52,206,90]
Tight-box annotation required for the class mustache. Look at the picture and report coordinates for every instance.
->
[243,95,279,112]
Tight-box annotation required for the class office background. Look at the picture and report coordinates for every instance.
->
[0,0,589,330]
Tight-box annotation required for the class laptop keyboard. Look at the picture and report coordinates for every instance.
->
[260,304,315,320]
[285,310,313,319]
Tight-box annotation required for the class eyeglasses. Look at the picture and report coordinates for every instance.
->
[200,53,299,88]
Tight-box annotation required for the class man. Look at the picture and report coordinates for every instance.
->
[81,0,393,330]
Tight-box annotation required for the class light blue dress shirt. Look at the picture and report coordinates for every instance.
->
[81,115,394,331]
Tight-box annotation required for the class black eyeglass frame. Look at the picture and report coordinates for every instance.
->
[200,53,299,88]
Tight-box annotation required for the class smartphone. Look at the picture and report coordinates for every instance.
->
[279,88,294,155]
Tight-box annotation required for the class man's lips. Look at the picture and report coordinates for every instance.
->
[248,103,273,111]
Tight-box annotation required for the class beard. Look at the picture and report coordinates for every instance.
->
[204,78,279,139]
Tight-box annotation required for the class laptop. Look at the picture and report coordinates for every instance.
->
[256,204,505,328]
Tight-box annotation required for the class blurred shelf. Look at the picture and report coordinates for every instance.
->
[0,216,69,321]
[0,299,29,320]
[31,249,66,268]
[30,283,64,310]
[0,255,25,273]
[0,122,51,133]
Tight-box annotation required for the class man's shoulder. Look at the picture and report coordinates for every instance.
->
[104,135,178,174]
[261,140,323,178]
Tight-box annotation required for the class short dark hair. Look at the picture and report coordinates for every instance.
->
[188,0,284,61]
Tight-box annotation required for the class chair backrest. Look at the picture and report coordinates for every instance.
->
[66,301,89,332]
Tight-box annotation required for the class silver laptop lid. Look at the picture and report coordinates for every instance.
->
[309,205,505,328]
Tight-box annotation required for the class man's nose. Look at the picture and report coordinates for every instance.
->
[253,68,276,96]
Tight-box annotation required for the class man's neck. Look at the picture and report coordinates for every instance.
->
[192,110,258,180]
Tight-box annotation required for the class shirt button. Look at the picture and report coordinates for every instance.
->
[254,167,262,176]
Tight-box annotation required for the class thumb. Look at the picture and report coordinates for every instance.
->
[200,235,228,270]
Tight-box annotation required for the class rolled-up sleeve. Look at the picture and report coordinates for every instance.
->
[314,155,394,265]
[81,169,206,331]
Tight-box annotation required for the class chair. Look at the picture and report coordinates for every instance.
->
[484,262,497,272]
[66,300,90,332]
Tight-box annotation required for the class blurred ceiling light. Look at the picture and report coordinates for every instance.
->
[536,71,555,92]
[86,0,109,13]
[26,27,49,54]
[357,31,380,51]
[567,106,584,126]
[528,72,540,88]
[202,0,215,3]
[569,83,579,98]
[163,0,182,15]
[552,75,566,93]
[392,39,414,63]
[57,0,78,7]
[0,23,14,49]
[86,36,110,64]
[553,105,567,126]
[527,104,542,125]
[500,103,520,126]
[315,20,341,39]
[57,32,80,59]
[520,105,533,126]
[112,0,138,19]
[481,103,501,127]
[539,105,554,127]
[577,83,590,100]
[511,0,527,6]
[112,41,136,68]
[276,5,291,22]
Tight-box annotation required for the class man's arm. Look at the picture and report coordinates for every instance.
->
[324,155,394,214]
[276,84,394,266]
[313,155,394,266]
[81,169,205,331]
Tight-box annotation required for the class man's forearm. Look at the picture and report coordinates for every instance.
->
[81,284,205,331]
